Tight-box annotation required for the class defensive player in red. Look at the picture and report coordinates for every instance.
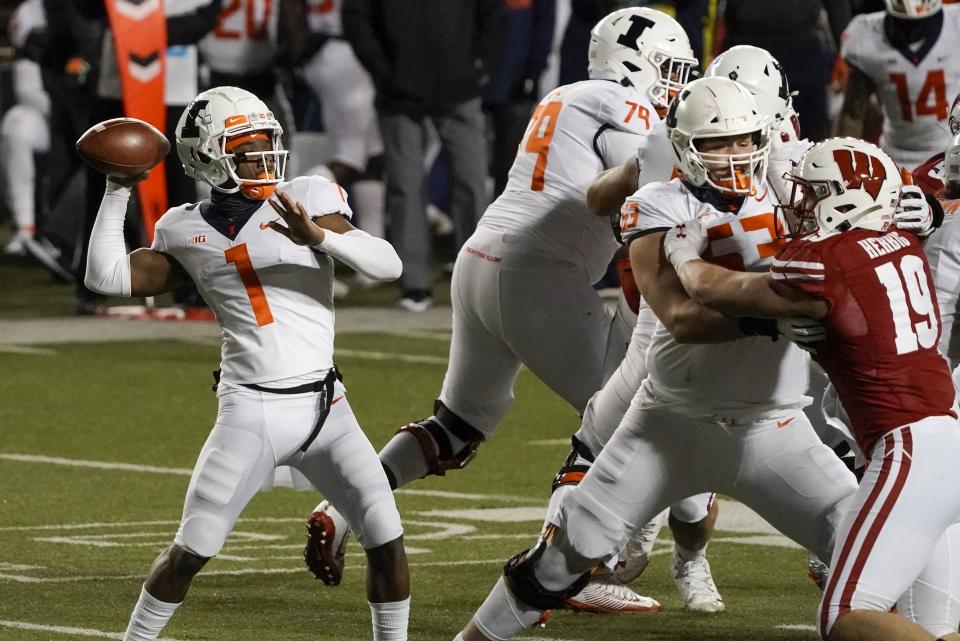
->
[662,136,960,641]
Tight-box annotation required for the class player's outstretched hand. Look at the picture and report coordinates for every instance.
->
[663,219,709,272]
[894,184,934,237]
[777,317,824,354]
[268,190,326,246]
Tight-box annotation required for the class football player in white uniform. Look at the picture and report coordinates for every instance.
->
[84,86,410,641]
[838,0,960,170]
[303,7,696,613]
[452,77,860,641]
[546,45,811,615]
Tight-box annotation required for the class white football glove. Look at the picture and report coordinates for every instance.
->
[894,184,934,237]
[777,317,825,354]
[663,219,709,272]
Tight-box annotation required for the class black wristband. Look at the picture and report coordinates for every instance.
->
[739,317,778,340]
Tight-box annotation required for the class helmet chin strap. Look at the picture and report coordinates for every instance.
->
[239,171,278,200]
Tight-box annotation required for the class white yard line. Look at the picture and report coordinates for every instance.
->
[0,454,192,476]
[0,558,509,583]
[776,624,818,632]
[384,329,452,341]
[334,348,447,365]
[526,439,570,446]
[0,620,189,640]
[0,344,56,355]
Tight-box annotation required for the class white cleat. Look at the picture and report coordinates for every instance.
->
[671,550,725,613]
[563,569,661,614]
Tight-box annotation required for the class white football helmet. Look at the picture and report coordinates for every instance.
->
[588,8,698,112]
[666,76,770,195]
[176,86,287,199]
[885,0,942,18]
[780,137,902,235]
[705,45,799,141]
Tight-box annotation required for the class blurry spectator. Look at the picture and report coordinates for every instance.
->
[722,0,852,141]
[74,0,221,316]
[1,0,73,280]
[837,0,959,170]
[343,0,505,311]
[299,0,387,242]
[483,0,555,198]
[198,0,310,143]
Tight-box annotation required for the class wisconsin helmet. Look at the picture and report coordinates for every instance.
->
[588,8,697,112]
[176,86,287,199]
[780,137,902,235]
[885,0,942,18]
[666,76,770,195]
[705,45,799,140]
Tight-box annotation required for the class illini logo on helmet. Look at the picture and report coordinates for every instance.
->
[832,149,887,200]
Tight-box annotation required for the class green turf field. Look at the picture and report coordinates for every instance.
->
[0,331,823,641]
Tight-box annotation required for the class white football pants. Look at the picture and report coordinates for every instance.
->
[174,380,402,558]
[820,417,960,638]
[439,226,634,438]
[558,399,859,568]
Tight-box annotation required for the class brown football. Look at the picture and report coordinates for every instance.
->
[76,118,170,177]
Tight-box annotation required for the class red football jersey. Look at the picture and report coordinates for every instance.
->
[912,151,945,199]
[771,229,956,453]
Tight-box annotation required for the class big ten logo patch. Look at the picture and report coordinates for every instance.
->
[702,212,785,271]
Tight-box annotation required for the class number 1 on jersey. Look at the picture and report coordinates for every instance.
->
[525,100,562,191]
[225,243,275,327]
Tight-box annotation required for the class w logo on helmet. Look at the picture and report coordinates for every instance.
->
[832,148,887,199]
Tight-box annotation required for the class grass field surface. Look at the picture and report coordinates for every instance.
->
[0,322,827,641]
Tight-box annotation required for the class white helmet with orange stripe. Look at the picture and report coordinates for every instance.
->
[175,86,287,199]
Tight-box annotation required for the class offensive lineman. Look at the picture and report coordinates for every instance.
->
[838,0,960,169]
[453,77,860,641]
[83,86,410,641]
[662,137,960,641]
[304,7,697,613]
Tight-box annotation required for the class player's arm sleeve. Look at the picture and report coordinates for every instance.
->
[313,229,402,282]
[85,180,133,296]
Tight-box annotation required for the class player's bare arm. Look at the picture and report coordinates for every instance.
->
[629,231,744,343]
[128,248,189,297]
[662,220,828,320]
[836,64,875,138]
[675,259,828,320]
[586,157,639,218]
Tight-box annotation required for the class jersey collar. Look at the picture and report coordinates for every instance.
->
[682,179,747,214]
[884,11,943,66]
[199,190,264,241]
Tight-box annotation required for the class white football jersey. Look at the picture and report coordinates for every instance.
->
[479,79,674,283]
[624,179,810,415]
[925,207,960,363]
[306,0,342,36]
[842,5,960,167]
[151,176,352,384]
[199,0,280,75]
